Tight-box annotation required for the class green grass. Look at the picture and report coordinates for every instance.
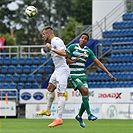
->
[0,119,133,133]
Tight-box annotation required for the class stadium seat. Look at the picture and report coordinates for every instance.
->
[8,91,16,97]
[30,65,38,73]
[19,57,25,65]
[35,74,42,83]
[5,74,13,83]
[41,56,47,64]
[25,57,33,65]
[23,65,30,74]
[2,83,9,89]
[25,82,32,89]
[0,83,2,89]
[27,74,35,82]
[38,66,45,73]
[3,57,11,65]
[45,65,53,73]
[31,82,39,89]
[17,83,24,90]
[0,57,3,65]
[11,57,18,65]
[1,65,8,73]
[10,82,17,89]
[0,74,5,82]
[16,65,23,74]
[33,57,41,65]
[8,65,16,74]
[46,74,51,80]
[48,59,53,65]
[13,74,20,83]
[20,74,27,82]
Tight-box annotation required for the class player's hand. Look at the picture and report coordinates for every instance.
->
[74,58,81,62]
[46,43,52,50]
[41,48,47,55]
[108,73,117,81]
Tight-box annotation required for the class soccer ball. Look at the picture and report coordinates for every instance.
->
[25,6,37,18]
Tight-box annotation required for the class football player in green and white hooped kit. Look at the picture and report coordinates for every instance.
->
[66,33,116,128]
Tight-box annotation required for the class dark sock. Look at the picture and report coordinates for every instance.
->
[82,96,91,115]
[78,102,85,117]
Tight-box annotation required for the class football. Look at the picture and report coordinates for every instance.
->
[25,6,37,18]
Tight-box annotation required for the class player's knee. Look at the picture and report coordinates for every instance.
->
[79,86,88,96]
[47,83,56,92]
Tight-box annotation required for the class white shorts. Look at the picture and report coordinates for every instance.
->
[49,66,70,93]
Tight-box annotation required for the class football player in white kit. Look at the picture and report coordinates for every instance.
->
[36,26,70,127]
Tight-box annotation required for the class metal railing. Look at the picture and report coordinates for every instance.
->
[111,42,133,54]
[0,89,18,102]
[0,45,50,57]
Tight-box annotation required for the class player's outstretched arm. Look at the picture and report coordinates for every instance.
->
[93,58,117,81]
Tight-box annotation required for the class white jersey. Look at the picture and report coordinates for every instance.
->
[50,37,68,69]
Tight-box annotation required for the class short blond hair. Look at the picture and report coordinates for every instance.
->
[42,26,53,31]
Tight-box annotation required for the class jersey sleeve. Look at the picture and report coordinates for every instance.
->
[52,38,66,50]
[88,48,97,60]
[66,44,75,56]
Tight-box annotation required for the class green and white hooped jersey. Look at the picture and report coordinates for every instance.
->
[67,43,97,77]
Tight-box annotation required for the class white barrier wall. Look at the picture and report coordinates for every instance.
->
[0,101,16,116]
[26,103,102,119]
[20,88,133,119]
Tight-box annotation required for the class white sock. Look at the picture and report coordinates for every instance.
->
[46,91,55,110]
[57,96,66,119]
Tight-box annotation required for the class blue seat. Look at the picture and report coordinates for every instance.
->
[23,65,30,74]
[126,72,133,80]
[25,57,33,65]
[38,66,45,73]
[30,65,38,73]
[19,57,25,65]
[10,82,17,89]
[20,74,27,82]
[16,65,23,74]
[48,59,53,65]
[8,65,16,74]
[1,66,8,73]
[13,74,20,83]
[5,74,13,82]
[41,56,47,64]
[17,83,24,90]
[0,74,5,82]
[11,57,18,65]
[0,57,3,65]
[0,83,2,89]
[33,57,41,65]
[128,81,133,87]
[8,92,16,96]
[2,83,9,89]
[27,74,35,82]
[35,74,42,83]
[32,83,39,89]
[25,83,31,89]
[46,74,51,80]
[45,65,53,73]
[3,57,11,65]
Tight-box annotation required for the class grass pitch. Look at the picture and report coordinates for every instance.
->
[0,119,132,133]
